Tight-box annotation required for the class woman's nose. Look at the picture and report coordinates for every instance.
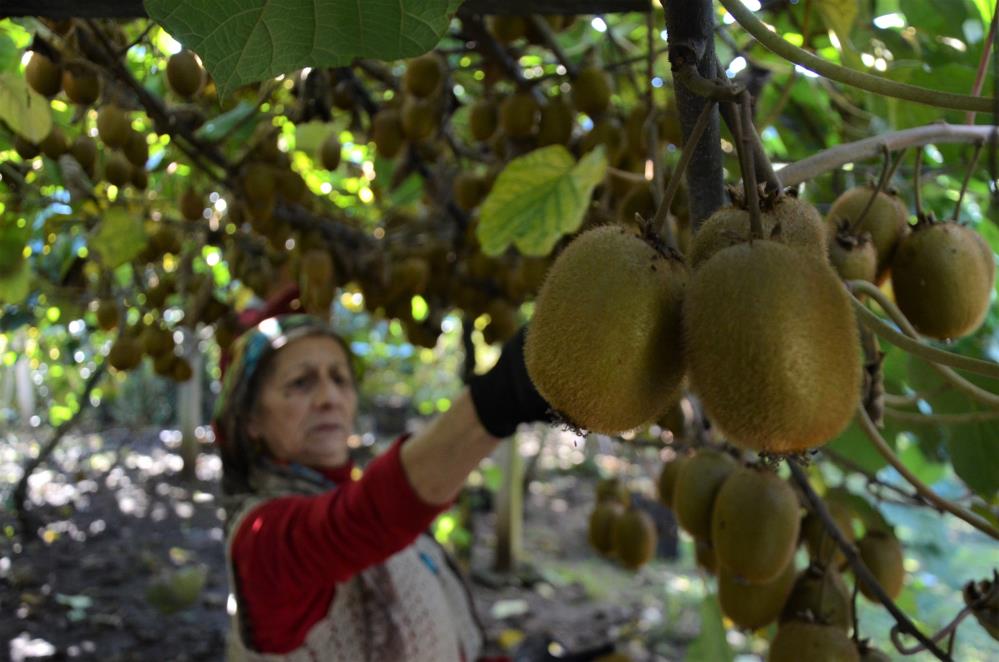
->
[314,375,347,408]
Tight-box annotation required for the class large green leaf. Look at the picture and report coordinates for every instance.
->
[194,100,259,142]
[478,145,608,257]
[0,73,52,142]
[826,420,890,474]
[145,0,463,97]
[90,208,149,269]
[686,594,734,662]
[0,260,31,305]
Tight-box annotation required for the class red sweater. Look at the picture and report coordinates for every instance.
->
[231,437,449,653]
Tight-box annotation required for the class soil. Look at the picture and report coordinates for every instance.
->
[1,425,699,662]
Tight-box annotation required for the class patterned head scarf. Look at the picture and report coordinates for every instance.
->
[211,314,355,496]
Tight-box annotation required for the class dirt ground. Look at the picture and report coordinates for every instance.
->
[1,425,707,662]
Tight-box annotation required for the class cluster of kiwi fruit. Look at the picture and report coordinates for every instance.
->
[587,477,657,571]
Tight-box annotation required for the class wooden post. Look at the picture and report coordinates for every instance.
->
[493,432,523,573]
[177,328,202,480]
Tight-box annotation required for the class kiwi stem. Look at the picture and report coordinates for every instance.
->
[847,144,903,235]
[952,140,985,223]
[884,406,999,425]
[848,280,999,396]
[965,0,999,125]
[778,124,998,187]
[527,16,577,80]
[913,147,926,220]
[733,92,763,240]
[856,407,999,542]
[653,99,717,238]
[788,460,955,660]
[719,0,994,112]
[891,606,977,656]
[822,448,924,505]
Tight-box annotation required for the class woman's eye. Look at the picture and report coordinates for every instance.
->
[290,375,313,389]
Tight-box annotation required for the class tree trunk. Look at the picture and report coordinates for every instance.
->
[13,329,35,423]
[493,433,523,573]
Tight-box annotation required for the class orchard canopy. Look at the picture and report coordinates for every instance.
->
[1,0,999,660]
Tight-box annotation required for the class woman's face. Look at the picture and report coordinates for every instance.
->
[246,335,358,468]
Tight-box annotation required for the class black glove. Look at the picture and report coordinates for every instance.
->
[468,326,551,438]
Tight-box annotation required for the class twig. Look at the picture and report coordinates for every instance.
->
[966,0,999,125]
[788,460,954,660]
[673,63,744,102]
[953,141,985,223]
[212,79,282,146]
[847,287,999,382]
[602,14,642,95]
[855,407,999,541]
[892,606,978,655]
[116,21,155,58]
[758,70,796,129]
[527,15,577,79]
[848,280,999,402]
[821,447,925,505]
[734,92,763,239]
[913,147,925,219]
[719,0,994,112]
[883,406,999,425]
[778,124,999,187]
[653,100,717,238]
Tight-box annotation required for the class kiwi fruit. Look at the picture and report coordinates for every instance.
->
[108,335,143,371]
[372,108,406,158]
[579,116,623,156]
[828,228,878,283]
[401,96,438,142]
[14,135,40,160]
[802,500,856,568]
[718,558,796,630]
[70,135,98,175]
[595,477,631,507]
[145,277,175,309]
[499,91,540,139]
[612,508,657,570]
[331,79,355,110]
[166,50,206,98]
[318,134,342,171]
[826,186,908,282]
[452,173,486,211]
[403,53,444,98]
[695,539,718,575]
[488,15,527,44]
[712,466,801,583]
[170,356,194,382]
[685,240,861,453]
[588,501,624,556]
[572,66,612,117]
[299,248,336,317]
[537,96,575,147]
[782,564,853,630]
[857,644,892,662]
[39,126,69,159]
[764,193,826,258]
[483,299,519,344]
[104,151,133,187]
[890,220,994,341]
[769,622,859,662]
[62,66,100,105]
[616,185,655,230]
[97,104,131,149]
[95,299,119,331]
[524,226,687,434]
[123,131,149,168]
[469,99,499,142]
[241,162,277,206]
[26,51,62,97]
[153,351,178,377]
[275,169,306,202]
[857,530,905,601]
[673,449,737,540]
[180,187,204,221]
[656,454,688,509]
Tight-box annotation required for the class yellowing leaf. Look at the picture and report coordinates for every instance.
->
[0,73,52,142]
[478,145,608,257]
[90,208,148,269]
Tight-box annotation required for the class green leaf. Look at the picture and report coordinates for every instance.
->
[0,73,52,142]
[686,594,734,662]
[826,420,890,474]
[478,145,608,257]
[294,120,336,155]
[0,30,19,73]
[0,259,31,305]
[145,0,463,97]
[193,100,259,142]
[90,208,149,269]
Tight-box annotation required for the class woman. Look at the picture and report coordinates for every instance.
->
[212,313,551,661]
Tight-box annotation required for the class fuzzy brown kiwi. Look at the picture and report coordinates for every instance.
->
[712,466,801,583]
[123,130,149,168]
[318,133,342,171]
[26,51,62,97]
[769,622,860,662]
[499,91,540,139]
[403,53,444,98]
[763,192,827,262]
[616,185,655,230]
[62,66,100,105]
[695,539,718,575]
[372,108,406,158]
[275,168,306,202]
[14,135,39,160]
[890,220,994,340]
[299,248,336,317]
[828,226,878,283]
[857,530,905,601]
[469,99,499,142]
[452,173,486,212]
[166,50,206,98]
[802,500,856,568]
[524,226,688,434]
[39,127,68,159]
[331,79,355,110]
[241,162,277,206]
[97,104,131,149]
[588,501,624,556]
[171,356,194,382]
[104,151,133,187]
[572,66,612,117]
[685,241,861,453]
[718,558,796,630]
[781,564,853,630]
[180,187,204,221]
[488,15,527,44]
[95,299,119,331]
[401,95,438,142]
[656,454,688,509]
[595,477,631,507]
[672,449,737,540]
[612,508,657,570]
[483,299,519,344]
[537,95,575,147]
[108,335,143,371]
[70,135,98,175]
[826,186,908,282]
